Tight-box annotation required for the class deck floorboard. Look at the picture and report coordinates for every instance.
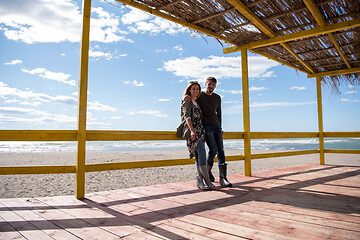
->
[1,164,359,239]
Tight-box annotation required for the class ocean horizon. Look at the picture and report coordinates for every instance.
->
[0,138,359,153]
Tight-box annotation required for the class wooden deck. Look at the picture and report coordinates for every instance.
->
[0,164,359,240]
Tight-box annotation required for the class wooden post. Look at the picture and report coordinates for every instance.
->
[316,76,325,165]
[76,0,91,199]
[241,49,251,176]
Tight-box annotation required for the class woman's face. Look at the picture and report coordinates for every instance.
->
[190,84,200,98]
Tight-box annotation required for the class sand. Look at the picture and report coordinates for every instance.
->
[0,150,359,198]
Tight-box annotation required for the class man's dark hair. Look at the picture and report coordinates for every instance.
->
[206,76,217,84]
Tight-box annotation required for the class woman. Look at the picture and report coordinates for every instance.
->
[181,81,215,190]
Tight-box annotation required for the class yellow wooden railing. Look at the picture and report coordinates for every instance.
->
[1,130,359,176]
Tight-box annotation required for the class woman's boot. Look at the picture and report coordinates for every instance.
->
[219,163,232,187]
[196,166,209,190]
[207,163,215,182]
[199,165,215,189]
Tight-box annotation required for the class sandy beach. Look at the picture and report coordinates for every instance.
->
[0,150,359,198]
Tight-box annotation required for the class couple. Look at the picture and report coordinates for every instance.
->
[181,77,232,190]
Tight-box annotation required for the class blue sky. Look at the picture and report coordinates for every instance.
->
[0,0,359,132]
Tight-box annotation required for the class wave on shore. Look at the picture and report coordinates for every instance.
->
[1,138,359,153]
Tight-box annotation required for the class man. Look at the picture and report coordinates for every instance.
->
[184,77,232,187]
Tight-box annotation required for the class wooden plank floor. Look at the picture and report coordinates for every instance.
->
[1,164,359,239]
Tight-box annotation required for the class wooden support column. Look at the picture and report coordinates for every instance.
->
[316,76,325,165]
[76,0,91,199]
[241,49,251,176]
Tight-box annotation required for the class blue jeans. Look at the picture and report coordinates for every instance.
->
[195,139,207,166]
[205,125,226,166]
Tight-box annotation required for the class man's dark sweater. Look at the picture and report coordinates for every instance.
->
[197,91,221,127]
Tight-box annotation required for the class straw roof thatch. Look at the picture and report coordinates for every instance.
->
[116,0,360,88]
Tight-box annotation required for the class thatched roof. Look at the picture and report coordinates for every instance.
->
[117,0,360,87]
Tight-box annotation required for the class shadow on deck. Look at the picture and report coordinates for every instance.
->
[1,164,359,239]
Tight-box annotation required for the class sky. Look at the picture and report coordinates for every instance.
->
[0,0,359,133]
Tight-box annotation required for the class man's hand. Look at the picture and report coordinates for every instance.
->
[182,95,191,102]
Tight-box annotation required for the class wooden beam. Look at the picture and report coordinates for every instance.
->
[116,0,235,45]
[280,43,314,73]
[0,130,77,141]
[303,0,325,26]
[323,131,360,138]
[327,33,351,68]
[225,0,314,73]
[241,49,251,176]
[324,149,360,154]
[226,0,274,37]
[251,149,319,159]
[307,66,360,78]
[316,76,325,165]
[192,7,235,24]
[303,0,351,69]
[224,18,360,53]
[156,0,183,10]
[250,49,310,74]
[76,0,91,200]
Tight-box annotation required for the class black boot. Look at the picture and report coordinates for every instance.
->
[219,163,232,187]
[207,163,215,182]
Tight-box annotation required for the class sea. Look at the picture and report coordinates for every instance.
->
[0,138,359,153]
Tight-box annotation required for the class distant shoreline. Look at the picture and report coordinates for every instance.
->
[0,150,359,198]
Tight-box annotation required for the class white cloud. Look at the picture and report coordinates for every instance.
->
[4,59,22,65]
[344,90,357,94]
[0,0,131,44]
[111,116,123,119]
[219,89,242,94]
[88,101,116,111]
[156,49,168,53]
[0,106,77,125]
[223,100,241,104]
[124,80,145,87]
[174,45,183,54]
[129,109,168,118]
[158,98,170,102]
[121,8,186,35]
[220,86,266,95]
[290,86,306,90]
[89,49,112,60]
[20,101,42,106]
[250,86,267,91]
[0,82,116,111]
[0,81,77,105]
[162,55,279,82]
[340,98,360,103]
[21,67,76,86]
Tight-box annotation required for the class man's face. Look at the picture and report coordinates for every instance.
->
[205,80,216,93]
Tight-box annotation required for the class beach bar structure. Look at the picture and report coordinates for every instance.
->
[0,0,359,200]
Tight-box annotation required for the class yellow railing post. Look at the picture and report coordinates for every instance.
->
[316,76,325,165]
[76,0,91,199]
[242,49,252,176]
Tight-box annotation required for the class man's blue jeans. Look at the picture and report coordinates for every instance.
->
[204,125,226,166]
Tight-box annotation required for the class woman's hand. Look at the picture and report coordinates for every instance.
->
[190,131,196,141]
